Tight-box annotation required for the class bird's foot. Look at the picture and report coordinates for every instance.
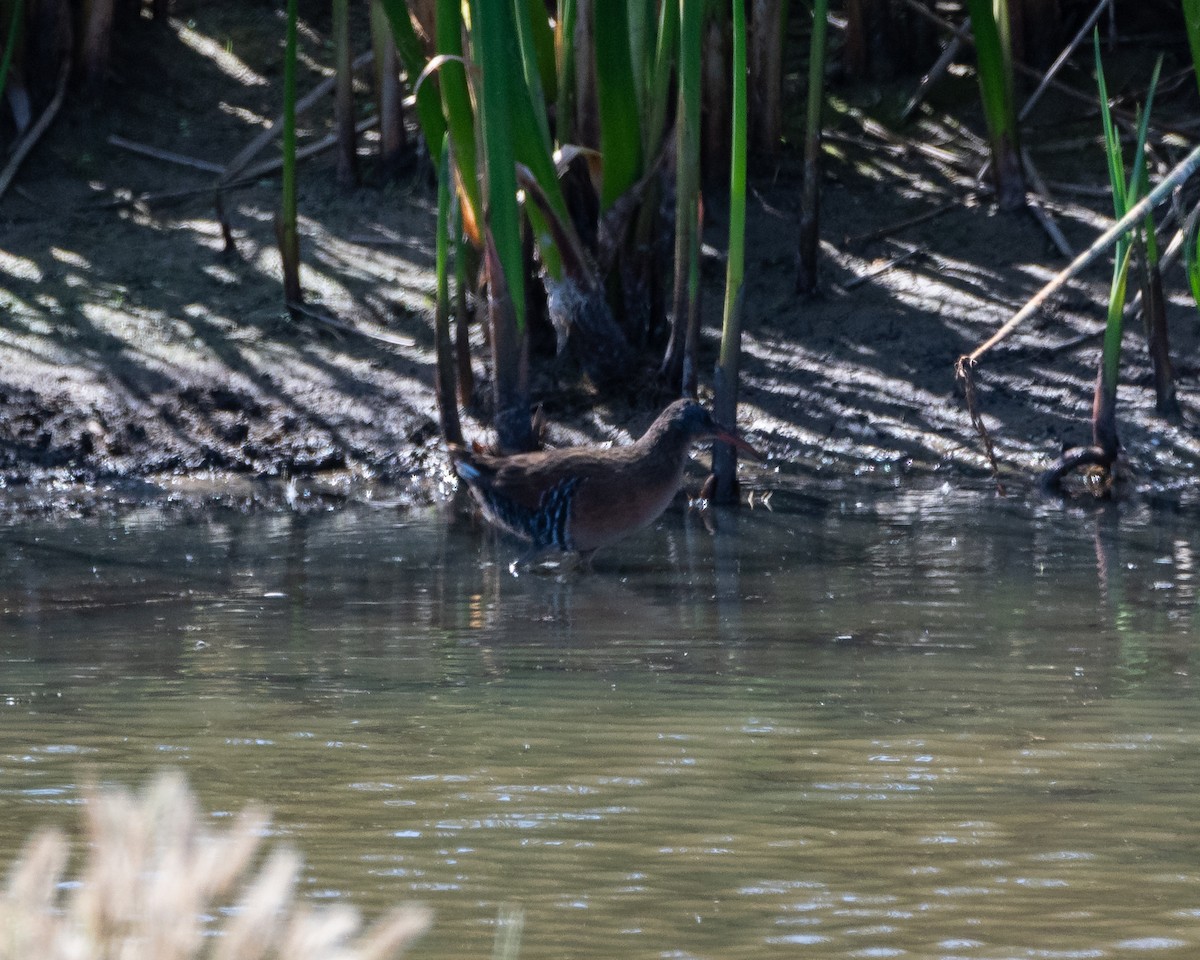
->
[509,547,584,577]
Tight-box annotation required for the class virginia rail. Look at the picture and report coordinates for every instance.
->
[450,400,761,566]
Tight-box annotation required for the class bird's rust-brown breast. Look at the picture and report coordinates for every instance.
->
[566,452,689,552]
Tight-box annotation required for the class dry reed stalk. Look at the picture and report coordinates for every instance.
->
[333,0,358,186]
[748,0,786,157]
[0,771,431,960]
[79,0,115,89]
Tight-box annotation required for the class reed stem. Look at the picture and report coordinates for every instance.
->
[796,0,828,294]
[332,0,357,186]
[435,135,463,445]
[712,0,748,504]
[661,0,704,395]
[277,0,302,312]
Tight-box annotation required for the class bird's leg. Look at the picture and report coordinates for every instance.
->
[686,486,717,533]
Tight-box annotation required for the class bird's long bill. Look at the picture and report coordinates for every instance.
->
[712,427,764,460]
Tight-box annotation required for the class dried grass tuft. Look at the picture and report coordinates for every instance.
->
[0,771,431,960]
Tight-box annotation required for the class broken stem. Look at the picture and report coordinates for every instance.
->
[956,142,1200,372]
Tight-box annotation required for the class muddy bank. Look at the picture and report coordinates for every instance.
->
[1,7,1197,513]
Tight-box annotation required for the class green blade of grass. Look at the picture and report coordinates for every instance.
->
[520,0,558,106]
[1184,0,1200,100]
[722,0,748,340]
[513,0,554,149]
[1095,39,1161,395]
[435,133,463,445]
[1094,32,1127,411]
[965,0,1014,142]
[471,0,524,330]
[1187,215,1200,309]
[435,0,481,234]
[503,2,570,283]
[1100,244,1133,397]
[712,0,748,502]
[627,0,653,117]
[1124,56,1162,212]
[964,0,1024,209]
[595,0,644,210]
[720,0,747,355]
[0,0,25,105]
[1138,161,1159,265]
[644,0,679,159]
[1094,30,1126,217]
[555,0,578,144]
[1092,37,1163,446]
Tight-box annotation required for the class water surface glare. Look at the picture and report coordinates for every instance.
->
[2,487,1200,960]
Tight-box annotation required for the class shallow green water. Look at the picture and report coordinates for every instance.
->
[2,485,1200,959]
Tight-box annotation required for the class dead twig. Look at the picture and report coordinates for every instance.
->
[751,187,790,220]
[108,135,226,174]
[92,116,377,212]
[286,300,417,347]
[823,128,906,159]
[986,329,1100,367]
[843,201,958,248]
[1040,179,1113,199]
[91,176,264,211]
[1158,196,1200,277]
[1030,137,1104,155]
[219,50,374,187]
[241,115,378,177]
[920,112,989,157]
[838,111,978,170]
[215,50,374,251]
[1018,0,1111,122]
[833,108,986,202]
[346,234,410,246]
[1020,148,1073,258]
[900,16,971,123]
[958,362,1006,496]
[0,61,69,202]
[897,0,1152,139]
[843,244,926,290]
[990,200,1200,368]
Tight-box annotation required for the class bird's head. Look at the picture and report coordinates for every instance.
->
[657,400,763,459]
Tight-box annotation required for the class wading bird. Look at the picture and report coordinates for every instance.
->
[450,400,762,570]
